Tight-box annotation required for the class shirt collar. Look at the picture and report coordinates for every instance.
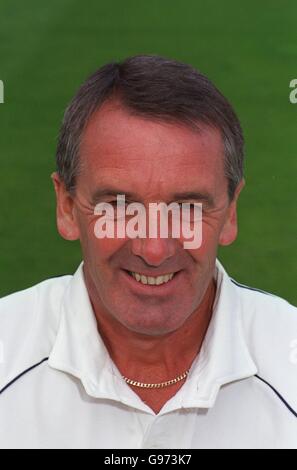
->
[48,260,257,414]
[48,262,153,413]
[174,259,257,412]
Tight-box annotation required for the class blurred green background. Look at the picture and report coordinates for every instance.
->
[0,0,297,303]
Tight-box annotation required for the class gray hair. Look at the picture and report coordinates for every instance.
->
[56,55,244,199]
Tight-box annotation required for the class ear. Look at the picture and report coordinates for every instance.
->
[51,172,80,241]
[219,178,245,246]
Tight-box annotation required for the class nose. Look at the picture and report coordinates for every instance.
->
[131,236,176,267]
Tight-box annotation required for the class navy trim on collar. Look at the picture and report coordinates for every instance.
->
[231,279,275,297]
[255,375,297,419]
[0,357,49,395]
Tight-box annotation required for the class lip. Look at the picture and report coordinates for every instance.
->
[121,269,182,296]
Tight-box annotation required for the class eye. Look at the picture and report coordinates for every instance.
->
[109,199,129,207]
[177,202,195,209]
[177,202,203,222]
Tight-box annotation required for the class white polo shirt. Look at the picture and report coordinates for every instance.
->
[0,260,297,449]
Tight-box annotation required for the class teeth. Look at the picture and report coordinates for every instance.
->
[140,275,147,285]
[130,271,175,285]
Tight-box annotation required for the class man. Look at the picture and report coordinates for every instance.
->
[0,55,296,449]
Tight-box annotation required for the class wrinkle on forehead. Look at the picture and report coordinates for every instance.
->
[80,100,224,163]
[77,102,227,202]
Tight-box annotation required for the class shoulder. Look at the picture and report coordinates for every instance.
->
[230,277,297,333]
[0,274,72,332]
[230,277,297,413]
[0,274,72,391]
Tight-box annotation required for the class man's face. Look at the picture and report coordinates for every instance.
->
[53,101,243,335]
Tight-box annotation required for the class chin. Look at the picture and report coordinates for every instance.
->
[119,314,188,337]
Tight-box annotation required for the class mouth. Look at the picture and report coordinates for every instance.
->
[121,269,182,295]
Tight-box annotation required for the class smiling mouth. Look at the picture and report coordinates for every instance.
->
[125,270,179,286]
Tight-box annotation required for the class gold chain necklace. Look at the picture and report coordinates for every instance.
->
[122,369,189,389]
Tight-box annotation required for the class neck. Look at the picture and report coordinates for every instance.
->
[84,269,217,383]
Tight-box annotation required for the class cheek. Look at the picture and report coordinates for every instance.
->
[76,213,125,263]
[188,218,222,262]
[86,230,126,264]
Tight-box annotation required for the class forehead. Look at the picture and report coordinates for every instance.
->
[78,101,227,199]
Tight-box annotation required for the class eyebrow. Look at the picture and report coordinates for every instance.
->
[171,191,215,207]
[91,187,215,207]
